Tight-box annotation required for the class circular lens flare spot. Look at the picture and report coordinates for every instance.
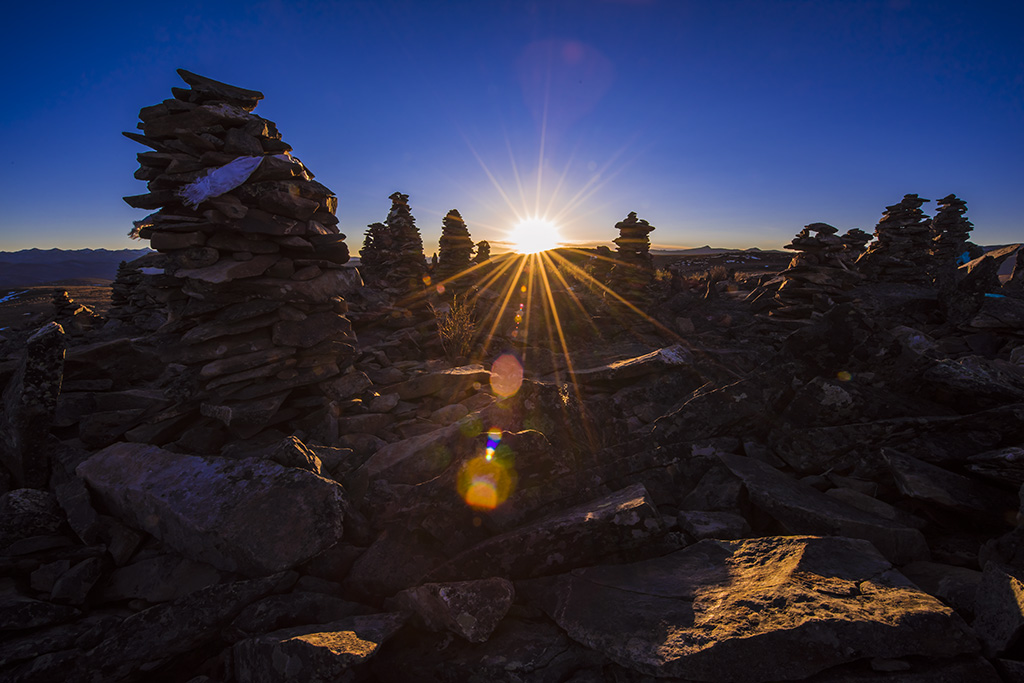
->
[510,218,561,254]
[491,354,524,398]
[458,455,515,510]
[837,370,853,382]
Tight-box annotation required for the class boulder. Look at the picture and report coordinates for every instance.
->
[882,448,1015,521]
[388,577,514,643]
[102,554,225,603]
[973,563,1024,657]
[720,454,928,564]
[391,365,490,401]
[232,612,406,683]
[0,489,65,548]
[77,442,346,575]
[520,535,977,682]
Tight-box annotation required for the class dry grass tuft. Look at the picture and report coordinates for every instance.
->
[430,293,476,361]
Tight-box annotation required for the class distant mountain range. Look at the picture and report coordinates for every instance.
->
[0,248,151,289]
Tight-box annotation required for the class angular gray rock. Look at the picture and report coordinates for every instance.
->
[425,483,664,582]
[77,442,346,575]
[883,448,1015,520]
[520,535,977,682]
[389,577,514,642]
[973,563,1024,657]
[719,454,928,564]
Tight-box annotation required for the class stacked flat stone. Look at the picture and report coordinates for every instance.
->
[122,69,357,442]
[474,240,491,264]
[855,194,933,284]
[930,194,974,288]
[610,212,655,299]
[435,209,475,283]
[772,223,862,319]
[840,228,871,263]
[359,222,389,287]
[383,192,427,294]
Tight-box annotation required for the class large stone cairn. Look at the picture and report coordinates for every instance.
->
[855,194,933,284]
[435,209,475,283]
[359,193,427,295]
[610,212,655,298]
[122,69,356,442]
[930,194,974,289]
[772,223,864,319]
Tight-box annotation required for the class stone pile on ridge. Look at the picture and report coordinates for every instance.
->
[856,193,934,284]
[50,290,101,336]
[771,223,866,319]
[121,69,357,446]
[610,212,655,299]
[435,209,474,284]
[357,193,427,296]
[930,194,974,289]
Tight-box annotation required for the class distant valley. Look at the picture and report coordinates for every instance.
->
[0,248,150,289]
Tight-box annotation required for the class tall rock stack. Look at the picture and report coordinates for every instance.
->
[435,209,475,283]
[772,223,863,319]
[359,222,389,286]
[383,192,427,294]
[122,69,357,444]
[855,194,933,284]
[610,212,655,299]
[930,194,974,289]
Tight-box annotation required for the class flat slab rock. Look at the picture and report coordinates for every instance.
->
[77,442,346,575]
[520,535,977,683]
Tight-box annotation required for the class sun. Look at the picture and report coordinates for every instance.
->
[510,218,562,254]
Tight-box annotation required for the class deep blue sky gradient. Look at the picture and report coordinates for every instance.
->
[2,0,1021,252]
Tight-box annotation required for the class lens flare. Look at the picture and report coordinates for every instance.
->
[458,453,515,510]
[490,353,524,398]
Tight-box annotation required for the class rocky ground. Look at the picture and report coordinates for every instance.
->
[1,242,1024,682]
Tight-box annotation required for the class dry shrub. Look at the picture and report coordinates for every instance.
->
[708,265,730,283]
[431,293,476,361]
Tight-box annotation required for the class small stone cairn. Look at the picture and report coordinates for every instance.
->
[930,194,974,289]
[122,69,357,442]
[474,240,491,264]
[435,209,475,284]
[50,290,101,335]
[855,194,933,284]
[772,223,865,319]
[610,212,655,299]
[358,193,427,296]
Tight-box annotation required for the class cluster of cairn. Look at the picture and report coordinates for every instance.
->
[435,209,475,283]
[855,193,935,284]
[610,212,656,298]
[771,224,871,318]
[359,193,427,295]
[121,69,357,443]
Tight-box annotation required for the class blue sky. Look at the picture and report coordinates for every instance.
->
[1,0,1021,252]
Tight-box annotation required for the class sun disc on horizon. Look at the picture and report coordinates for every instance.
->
[510,217,561,254]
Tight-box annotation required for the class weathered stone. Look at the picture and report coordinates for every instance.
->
[719,454,928,564]
[49,557,104,605]
[73,572,295,682]
[520,535,977,682]
[392,365,490,401]
[973,563,1024,657]
[232,592,375,634]
[0,323,66,488]
[901,561,982,617]
[103,554,225,602]
[77,443,346,575]
[271,311,354,348]
[572,345,695,388]
[426,483,664,582]
[0,591,80,631]
[677,510,750,540]
[232,612,406,683]
[883,448,1015,520]
[0,489,64,548]
[175,253,278,283]
[389,577,514,643]
[322,371,372,402]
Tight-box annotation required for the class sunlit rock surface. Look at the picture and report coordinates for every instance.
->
[521,535,977,682]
